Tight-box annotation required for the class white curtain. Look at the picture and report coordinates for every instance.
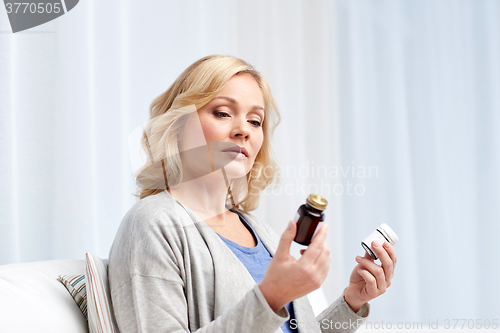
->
[1,0,498,324]
[329,0,500,324]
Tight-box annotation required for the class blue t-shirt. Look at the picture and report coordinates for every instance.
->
[216,211,299,333]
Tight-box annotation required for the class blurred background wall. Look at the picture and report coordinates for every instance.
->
[1,0,499,324]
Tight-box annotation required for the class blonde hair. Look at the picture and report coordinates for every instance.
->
[137,54,281,212]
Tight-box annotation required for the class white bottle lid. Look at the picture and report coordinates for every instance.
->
[377,223,399,245]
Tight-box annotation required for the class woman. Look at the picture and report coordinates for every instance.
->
[108,55,397,333]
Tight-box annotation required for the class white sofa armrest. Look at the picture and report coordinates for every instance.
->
[0,259,88,333]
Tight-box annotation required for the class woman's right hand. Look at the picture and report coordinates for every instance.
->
[258,220,330,313]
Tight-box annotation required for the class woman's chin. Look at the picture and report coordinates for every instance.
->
[223,161,249,180]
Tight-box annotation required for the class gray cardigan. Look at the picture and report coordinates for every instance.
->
[108,191,369,333]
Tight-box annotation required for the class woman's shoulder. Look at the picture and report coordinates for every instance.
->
[124,191,193,225]
[109,191,193,260]
[109,191,190,286]
[113,191,194,244]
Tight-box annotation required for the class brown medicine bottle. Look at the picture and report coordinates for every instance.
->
[293,194,328,245]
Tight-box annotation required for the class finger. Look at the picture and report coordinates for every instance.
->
[363,251,375,262]
[315,245,331,275]
[357,268,377,296]
[275,221,297,259]
[317,260,330,284]
[309,245,331,285]
[299,225,328,258]
[355,255,386,292]
[299,224,328,263]
[383,241,397,270]
[371,241,394,286]
[314,243,330,266]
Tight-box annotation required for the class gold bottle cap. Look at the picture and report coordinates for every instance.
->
[306,194,328,211]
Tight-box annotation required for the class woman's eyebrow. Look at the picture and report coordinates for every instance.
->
[213,96,264,112]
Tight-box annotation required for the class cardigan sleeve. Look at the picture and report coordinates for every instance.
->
[110,276,289,333]
[316,289,369,333]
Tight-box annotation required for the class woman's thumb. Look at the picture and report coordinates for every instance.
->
[276,221,296,257]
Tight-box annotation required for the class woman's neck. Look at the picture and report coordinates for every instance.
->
[168,169,233,222]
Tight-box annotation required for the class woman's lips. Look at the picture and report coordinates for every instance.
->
[224,150,247,160]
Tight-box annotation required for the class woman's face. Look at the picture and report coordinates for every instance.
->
[178,73,265,180]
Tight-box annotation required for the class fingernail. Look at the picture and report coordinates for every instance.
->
[373,241,380,248]
[356,256,363,262]
[383,242,390,249]
[287,221,293,230]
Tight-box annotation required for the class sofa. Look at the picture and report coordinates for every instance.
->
[0,256,330,333]
[0,259,88,332]
[0,253,117,333]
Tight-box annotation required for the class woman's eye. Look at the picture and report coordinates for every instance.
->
[249,120,262,127]
[213,110,229,118]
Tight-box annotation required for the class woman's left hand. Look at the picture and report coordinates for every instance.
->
[344,240,397,313]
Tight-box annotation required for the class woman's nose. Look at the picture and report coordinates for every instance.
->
[231,118,250,140]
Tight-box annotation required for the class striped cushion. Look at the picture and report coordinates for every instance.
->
[59,274,88,319]
[85,252,119,333]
